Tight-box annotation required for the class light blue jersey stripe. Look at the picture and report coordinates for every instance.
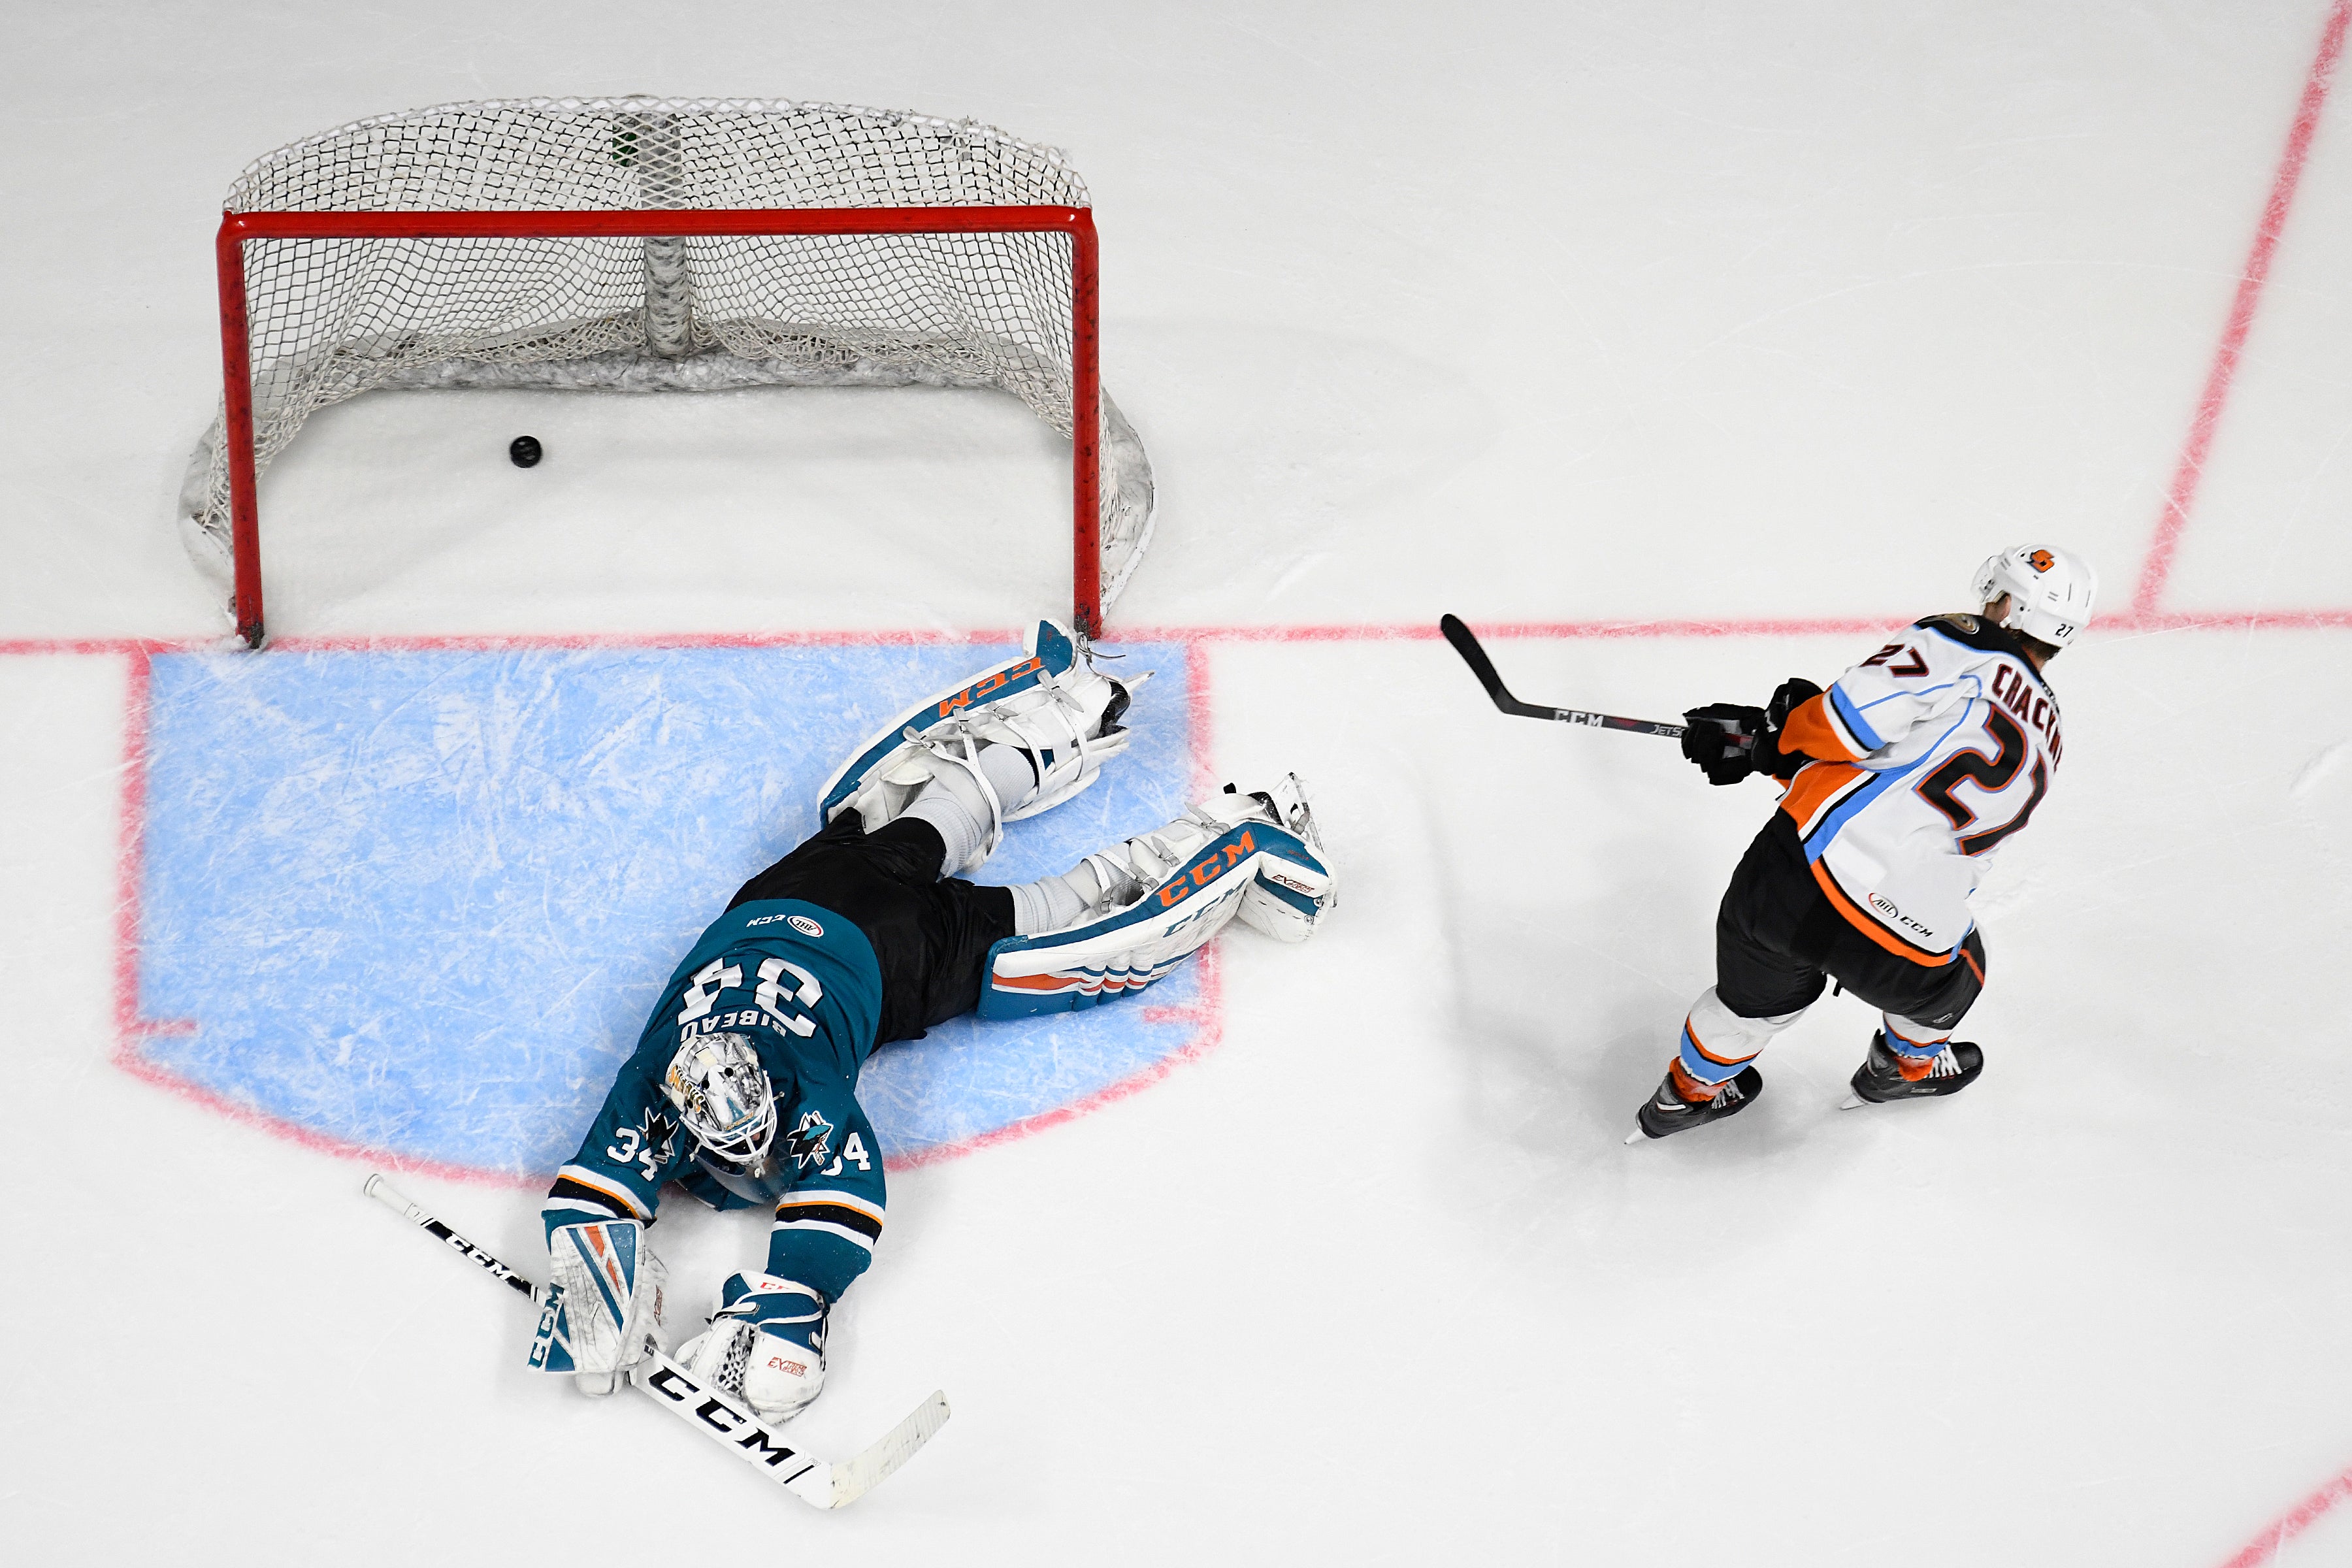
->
[1802,701,1980,861]
[1829,683,1886,751]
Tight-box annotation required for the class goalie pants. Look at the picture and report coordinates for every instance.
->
[1678,813,1987,1087]
[728,811,1017,1047]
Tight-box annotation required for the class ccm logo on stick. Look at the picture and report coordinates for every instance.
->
[645,1365,814,1475]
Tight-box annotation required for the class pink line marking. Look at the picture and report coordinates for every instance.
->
[108,644,529,1187]
[2219,1461,2352,1568]
[2135,0,2352,615]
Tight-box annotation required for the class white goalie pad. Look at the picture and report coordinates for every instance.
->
[817,618,1140,869]
[979,777,1334,1019]
[540,1220,668,1395]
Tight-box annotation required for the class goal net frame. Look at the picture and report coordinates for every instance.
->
[196,101,1146,647]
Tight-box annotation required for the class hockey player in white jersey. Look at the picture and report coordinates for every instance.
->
[1633,546,2093,1139]
[532,618,1335,1422]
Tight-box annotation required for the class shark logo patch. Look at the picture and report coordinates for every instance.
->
[783,1109,835,1173]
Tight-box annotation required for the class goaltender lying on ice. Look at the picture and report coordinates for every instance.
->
[531,618,1336,1426]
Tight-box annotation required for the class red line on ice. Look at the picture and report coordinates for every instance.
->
[2134,0,2351,615]
[2218,1460,2352,1568]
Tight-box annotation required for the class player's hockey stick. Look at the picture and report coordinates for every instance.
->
[363,1173,949,1509]
[1437,613,1753,747]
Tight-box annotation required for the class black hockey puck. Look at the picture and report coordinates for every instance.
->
[509,435,543,468]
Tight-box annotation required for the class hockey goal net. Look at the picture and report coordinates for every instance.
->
[183,97,1155,645]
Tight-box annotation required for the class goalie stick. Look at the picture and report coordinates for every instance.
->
[363,1173,949,1509]
[1437,613,1754,747]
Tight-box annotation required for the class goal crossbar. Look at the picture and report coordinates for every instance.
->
[212,204,1103,647]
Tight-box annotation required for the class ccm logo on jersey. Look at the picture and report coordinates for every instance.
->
[1867,892,1934,938]
[937,657,1043,719]
[1987,663,2063,763]
[1157,828,1258,907]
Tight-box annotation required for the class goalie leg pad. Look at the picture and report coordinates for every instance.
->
[540,1220,668,1395]
[978,776,1335,1019]
[818,617,1141,867]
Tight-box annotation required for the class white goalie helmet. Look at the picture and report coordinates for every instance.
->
[1972,544,2097,649]
[662,1033,777,1175]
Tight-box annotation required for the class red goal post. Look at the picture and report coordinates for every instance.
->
[189,100,1153,647]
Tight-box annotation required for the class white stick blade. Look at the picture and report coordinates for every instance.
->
[828,1391,952,1509]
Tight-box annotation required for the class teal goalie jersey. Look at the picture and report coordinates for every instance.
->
[541,898,892,1303]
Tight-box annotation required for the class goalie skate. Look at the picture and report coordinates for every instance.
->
[817,617,1141,871]
[979,776,1333,1018]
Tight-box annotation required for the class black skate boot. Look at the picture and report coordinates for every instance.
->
[1631,1064,1763,1141]
[1846,1031,1983,1105]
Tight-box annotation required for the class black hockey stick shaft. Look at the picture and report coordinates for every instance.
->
[1438,613,1743,743]
[365,1173,543,1305]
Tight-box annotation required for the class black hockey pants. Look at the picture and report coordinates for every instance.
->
[727,812,1018,1047]
[1716,812,1986,1032]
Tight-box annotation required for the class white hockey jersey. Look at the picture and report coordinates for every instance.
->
[1772,613,2062,964]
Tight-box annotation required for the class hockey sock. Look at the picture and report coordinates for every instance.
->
[902,743,1042,875]
[1674,988,1802,1097]
[1006,858,1115,935]
[1667,1060,1722,1103]
[1881,1015,1953,1081]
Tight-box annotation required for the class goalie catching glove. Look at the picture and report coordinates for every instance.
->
[980,774,1334,1017]
[676,1272,830,1426]
[532,1219,668,1394]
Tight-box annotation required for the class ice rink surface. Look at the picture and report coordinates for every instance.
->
[5,2,2352,1563]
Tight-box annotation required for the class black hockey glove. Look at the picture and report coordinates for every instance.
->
[1680,702,1765,785]
[1754,678,1825,782]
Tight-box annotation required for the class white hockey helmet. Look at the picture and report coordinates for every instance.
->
[1971,544,2097,649]
[662,1033,776,1174]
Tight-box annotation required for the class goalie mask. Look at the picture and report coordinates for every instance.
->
[662,1034,777,1176]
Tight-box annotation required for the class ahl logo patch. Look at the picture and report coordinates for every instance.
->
[787,915,823,938]
[783,1108,835,1173]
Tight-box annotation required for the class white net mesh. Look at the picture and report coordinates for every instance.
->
[181,97,1154,621]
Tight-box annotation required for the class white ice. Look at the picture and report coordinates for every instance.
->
[6,3,2352,1564]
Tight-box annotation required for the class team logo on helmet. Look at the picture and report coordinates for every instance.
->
[2027,549,2055,573]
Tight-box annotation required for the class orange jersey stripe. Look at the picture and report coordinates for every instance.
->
[1779,759,1866,829]
[1808,860,1954,968]
[1779,693,1863,763]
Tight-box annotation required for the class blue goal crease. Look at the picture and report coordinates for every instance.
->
[131,641,1201,1175]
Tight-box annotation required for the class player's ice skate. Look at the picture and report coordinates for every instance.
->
[1627,1063,1765,1143]
[1840,1031,1985,1109]
[979,775,1334,1017]
[819,617,1142,872]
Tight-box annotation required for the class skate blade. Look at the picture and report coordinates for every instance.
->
[1623,1126,1646,1145]
[1838,1093,1866,1110]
